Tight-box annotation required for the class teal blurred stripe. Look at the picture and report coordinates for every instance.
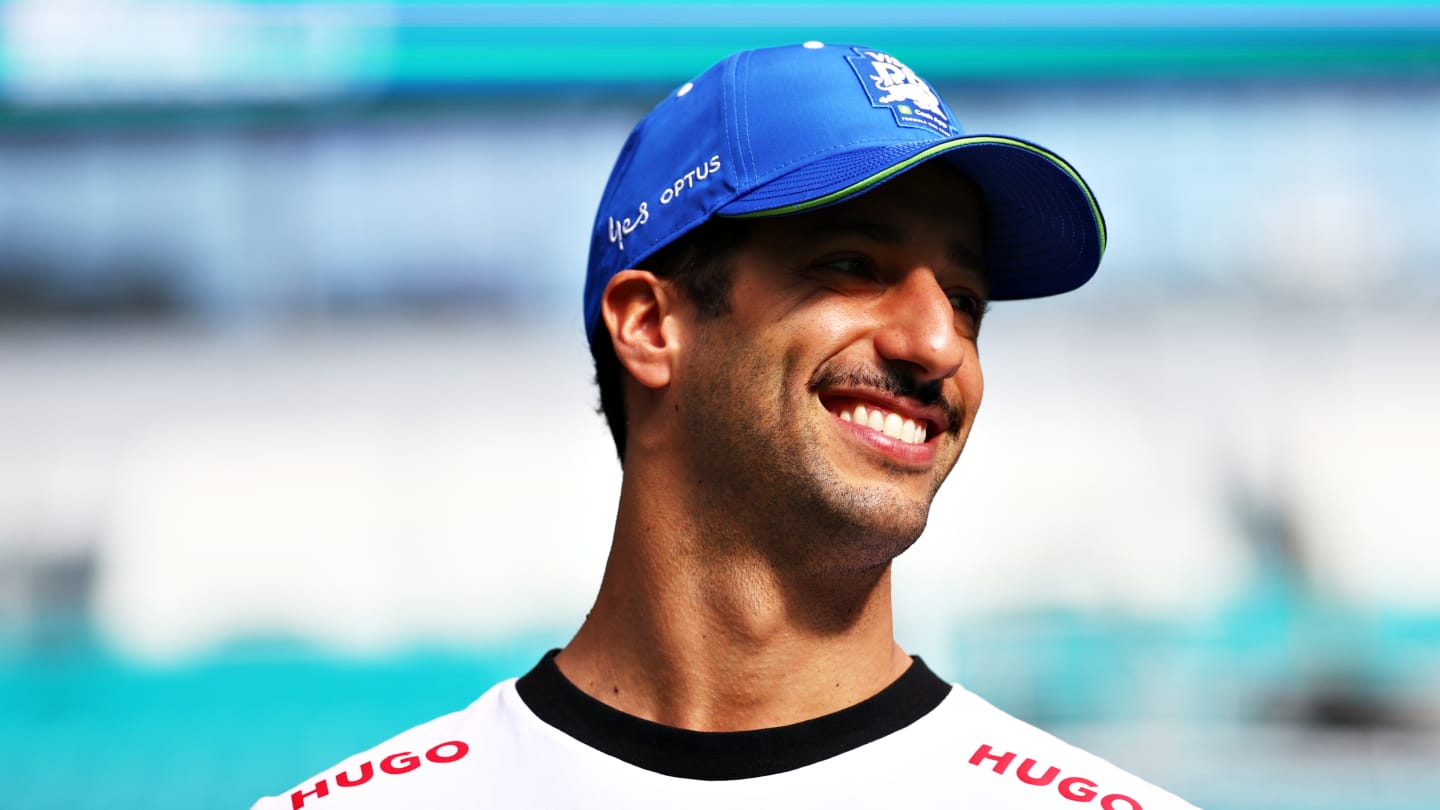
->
[3,607,1438,809]
[1,0,1439,108]
[0,631,569,810]
[380,26,1440,85]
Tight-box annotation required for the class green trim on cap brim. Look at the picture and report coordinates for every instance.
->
[726,135,1106,256]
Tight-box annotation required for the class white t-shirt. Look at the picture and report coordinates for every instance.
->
[252,652,1199,809]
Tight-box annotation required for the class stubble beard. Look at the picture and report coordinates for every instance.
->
[680,346,950,579]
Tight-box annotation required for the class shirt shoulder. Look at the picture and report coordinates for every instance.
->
[249,678,518,810]
[934,684,1203,809]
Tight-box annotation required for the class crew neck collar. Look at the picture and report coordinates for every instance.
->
[515,649,951,780]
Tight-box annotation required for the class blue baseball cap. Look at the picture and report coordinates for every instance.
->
[584,42,1106,343]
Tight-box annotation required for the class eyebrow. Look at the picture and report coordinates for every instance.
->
[800,219,989,280]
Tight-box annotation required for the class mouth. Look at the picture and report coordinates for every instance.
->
[819,394,942,447]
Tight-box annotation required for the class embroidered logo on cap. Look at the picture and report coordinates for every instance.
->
[846,48,953,137]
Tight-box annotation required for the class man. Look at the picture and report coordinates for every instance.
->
[254,43,1197,809]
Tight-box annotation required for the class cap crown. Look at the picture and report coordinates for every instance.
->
[583,43,1106,342]
[585,43,966,336]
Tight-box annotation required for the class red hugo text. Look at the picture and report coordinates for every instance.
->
[291,741,469,809]
[969,745,1143,809]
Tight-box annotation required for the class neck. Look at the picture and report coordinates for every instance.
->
[557,459,911,732]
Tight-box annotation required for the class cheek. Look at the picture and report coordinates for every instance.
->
[785,305,879,368]
[751,314,834,374]
[957,346,984,414]
[692,320,793,403]
[808,303,869,336]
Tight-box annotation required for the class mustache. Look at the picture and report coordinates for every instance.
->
[807,364,964,436]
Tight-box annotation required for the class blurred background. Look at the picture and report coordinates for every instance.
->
[2,1,1438,808]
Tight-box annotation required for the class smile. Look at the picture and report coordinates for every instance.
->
[840,403,928,444]
[833,401,930,445]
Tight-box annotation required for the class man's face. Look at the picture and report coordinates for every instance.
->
[671,162,987,572]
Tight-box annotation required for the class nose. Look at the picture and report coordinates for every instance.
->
[871,270,966,382]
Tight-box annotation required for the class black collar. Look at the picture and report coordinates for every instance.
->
[515,649,951,780]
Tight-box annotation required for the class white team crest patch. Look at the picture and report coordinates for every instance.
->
[846,48,953,137]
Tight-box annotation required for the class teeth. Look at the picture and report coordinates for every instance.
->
[883,412,903,439]
[867,409,885,432]
[836,403,930,445]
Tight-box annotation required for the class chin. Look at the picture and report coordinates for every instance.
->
[799,484,934,572]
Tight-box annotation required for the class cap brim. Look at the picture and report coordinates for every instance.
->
[718,136,1106,300]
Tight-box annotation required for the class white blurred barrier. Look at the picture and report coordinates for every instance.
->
[3,307,1435,662]
[98,413,620,659]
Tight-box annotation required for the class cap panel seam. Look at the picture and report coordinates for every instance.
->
[740,51,758,183]
[722,55,738,184]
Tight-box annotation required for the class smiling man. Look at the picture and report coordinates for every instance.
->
[254,43,1198,810]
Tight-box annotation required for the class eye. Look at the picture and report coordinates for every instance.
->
[816,255,878,280]
[948,291,988,321]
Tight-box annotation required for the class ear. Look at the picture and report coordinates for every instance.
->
[600,269,681,390]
